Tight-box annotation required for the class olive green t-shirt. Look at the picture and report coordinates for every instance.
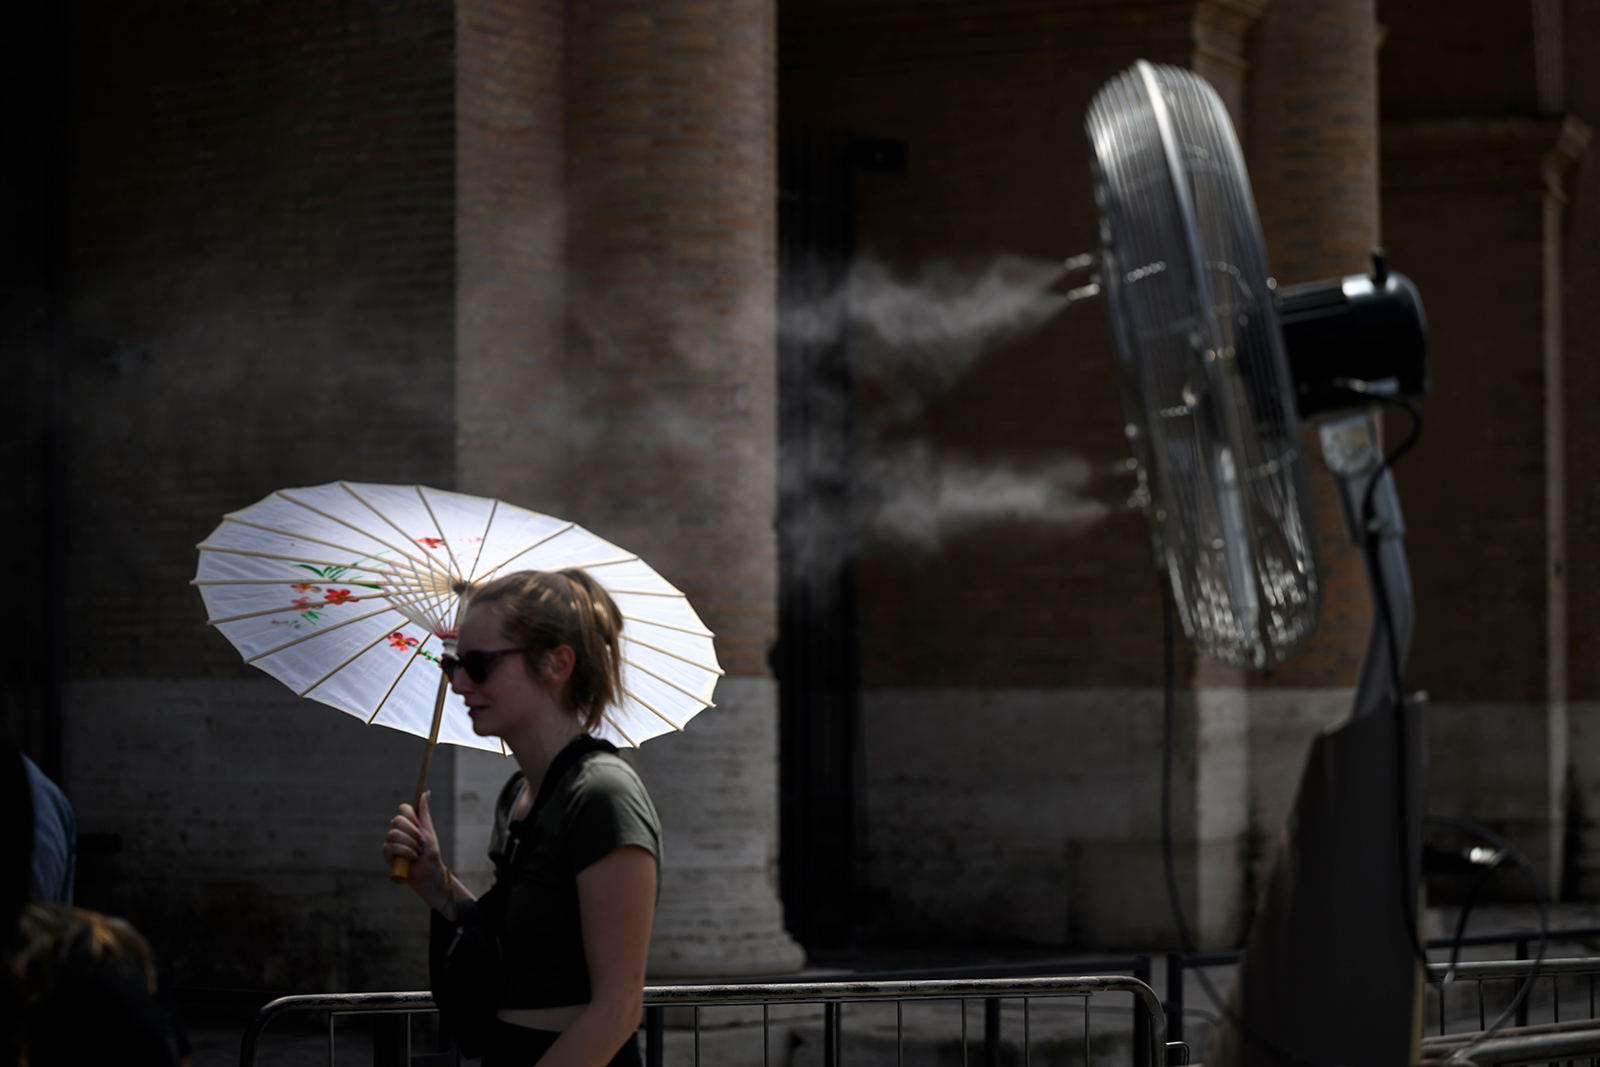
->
[488,752,661,1009]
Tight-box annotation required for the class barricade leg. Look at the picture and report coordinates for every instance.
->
[646,1006,664,1067]
[1133,956,1152,1067]
[1166,953,1184,1045]
[984,998,1000,1067]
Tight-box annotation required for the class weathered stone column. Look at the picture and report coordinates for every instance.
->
[565,0,804,976]
[1240,0,1381,891]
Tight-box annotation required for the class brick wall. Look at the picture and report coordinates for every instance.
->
[565,0,778,677]
[1378,0,1555,704]
[1378,0,1591,895]
[1243,0,1379,690]
[782,2,1219,691]
[456,0,570,509]
[1563,0,1600,702]
[782,0,1374,688]
[782,0,1275,948]
[1380,0,1538,120]
[65,0,459,681]
[1382,135,1549,701]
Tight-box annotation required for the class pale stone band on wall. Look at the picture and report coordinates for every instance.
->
[630,676,804,978]
[66,675,803,987]
[859,685,1364,949]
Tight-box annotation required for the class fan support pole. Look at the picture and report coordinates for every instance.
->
[1208,411,1423,1067]
[389,671,451,885]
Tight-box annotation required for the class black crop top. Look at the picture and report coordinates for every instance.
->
[487,749,661,1009]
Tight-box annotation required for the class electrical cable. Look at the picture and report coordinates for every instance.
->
[1440,848,1511,987]
[1425,815,1549,1046]
[1349,391,1430,969]
[1345,390,1551,1044]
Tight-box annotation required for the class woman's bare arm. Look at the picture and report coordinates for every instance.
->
[536,845,657,1067]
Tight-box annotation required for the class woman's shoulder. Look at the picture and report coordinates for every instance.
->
[567,751,651,803]
[561,751,661,867]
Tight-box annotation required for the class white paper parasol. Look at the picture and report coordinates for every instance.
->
[193,482,722,753]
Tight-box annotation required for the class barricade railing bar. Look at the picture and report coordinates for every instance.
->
[1164,925,1600,1044]
[239,974,1177,1067]
[1428,1026,1600,1067]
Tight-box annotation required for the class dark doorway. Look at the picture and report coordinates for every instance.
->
[1,3,68,778]
[775,123,860,949]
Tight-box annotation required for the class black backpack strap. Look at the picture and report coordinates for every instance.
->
[494,734,618,874]
[530,734,617,824]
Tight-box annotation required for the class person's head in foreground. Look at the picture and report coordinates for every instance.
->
[448,568,624,746]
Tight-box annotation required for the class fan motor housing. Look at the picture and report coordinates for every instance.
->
[1277,263,1429,419]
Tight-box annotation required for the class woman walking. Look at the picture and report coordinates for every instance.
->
[382,570,660,1067]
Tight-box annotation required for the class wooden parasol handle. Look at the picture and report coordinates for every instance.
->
[390,671,451,884]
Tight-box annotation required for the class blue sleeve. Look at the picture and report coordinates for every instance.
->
[25,756,77,904]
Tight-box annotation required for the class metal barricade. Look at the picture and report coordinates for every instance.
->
[1419,1023,1600,1066]
[239,974,1178,1067]
[1165,926,1600,1046]
[1422,956,1600,1040]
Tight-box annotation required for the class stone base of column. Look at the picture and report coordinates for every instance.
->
[631,676,806,978]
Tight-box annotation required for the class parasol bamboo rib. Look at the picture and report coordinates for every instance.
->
[299,625,409,698]
[389,579,462,634]
[243,606,397,664]
[218,516,433,577]
[601,588,686,598]
[561,554,640,571]
[599,711,639,748]
[622,656,718,705]
[621,687,685,731]
[620,613,714,638]
[390,671,451,885]
[441,499,502,638]
[364,531,440,599]
[530,551,641,575]
[416,486,466,584]
[195,544,403,577]
[464,500,499,585]
[339,482,441,567]
[275,489,442,574]
[367,639,431,724]
[471,522,578,582]
[383,583,447,629]
[191,577,439,589]
[207,594,393,626]
[621,634,725,675]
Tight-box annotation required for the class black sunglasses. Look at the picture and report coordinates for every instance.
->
[440,647,531,684]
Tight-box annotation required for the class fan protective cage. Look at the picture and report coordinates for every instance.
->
[1086,61,1321,670]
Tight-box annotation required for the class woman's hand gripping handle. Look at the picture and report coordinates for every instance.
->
[382,791,461,918]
